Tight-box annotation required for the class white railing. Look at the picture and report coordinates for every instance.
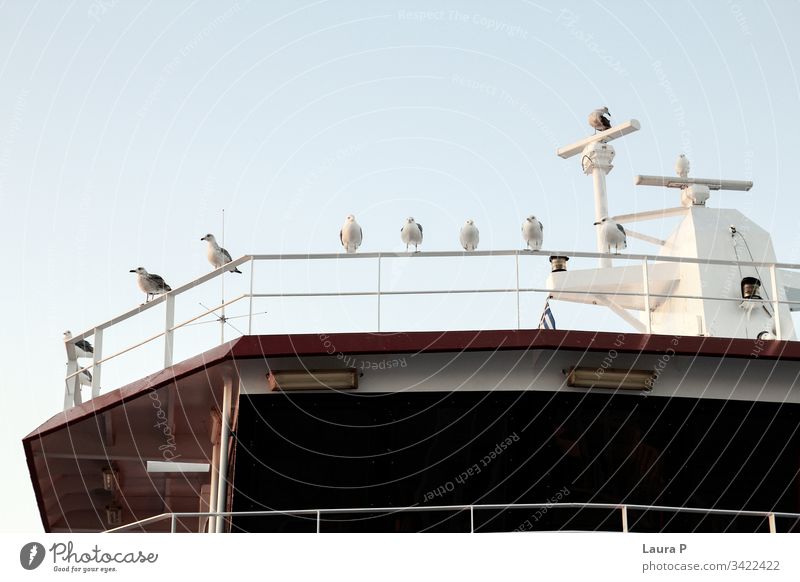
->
[103,502,800,533]
[63,249,800,409]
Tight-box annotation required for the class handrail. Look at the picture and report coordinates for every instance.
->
[63,248,800,409]
[104,502,800,533]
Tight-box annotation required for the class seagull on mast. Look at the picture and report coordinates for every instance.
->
[594,217,627,254]
[129,267,172,303]
[459,219,479,251]
[675,154,690,178]
[522,215,544,250]
[400,217,423,252]
[200,234,242,273]
[339,214,363,254]
[588,107,612,132]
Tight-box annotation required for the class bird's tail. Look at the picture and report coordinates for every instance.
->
[232,268,243,274]
[165,285,172,292]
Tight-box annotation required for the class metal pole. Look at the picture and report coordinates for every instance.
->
[768,513,776,533]
[248,257,254,335]
[583,142,615,268]
[642,259,652,334]
[164,294,175,368]
[621,505,629,533]
[316,510,321,533]
[215,377,233,533]
[170,513,176,534]
[470,505,474,533]
[515,254,521,329]
[91,328,103,399]
[770,264,782,340]
[208,441,220,533]
[377,255,381,332]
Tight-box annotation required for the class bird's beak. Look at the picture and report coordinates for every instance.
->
[200,237,205,241]
[592,221,600,225]
[129,269,136,273]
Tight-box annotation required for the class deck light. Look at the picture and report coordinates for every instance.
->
[740,277,762,299]
[268,369,359,391]
[549,256,570,272]
[101,466,119,491]
[105,503,122,526]
[566,367,654,391]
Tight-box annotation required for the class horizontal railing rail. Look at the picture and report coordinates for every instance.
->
[63,248,800,409]
[103,502,800,533]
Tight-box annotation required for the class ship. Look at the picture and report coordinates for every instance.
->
[23,116,800,533]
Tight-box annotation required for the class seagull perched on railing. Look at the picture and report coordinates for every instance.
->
[401,217,423,252]
[339,214,363,254]
[588,107,611,132]
[595,217,627,253]
[129,267,172,303]
[63,330,93,358]
[522,215,543,250]
[200,234,241,273]
[459,219,479,251]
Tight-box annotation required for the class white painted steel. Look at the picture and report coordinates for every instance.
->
[215,377,233,533]
[62,248,800,408]
[105,501,800,533]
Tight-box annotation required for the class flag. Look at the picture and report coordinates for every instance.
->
[538,298,556,330]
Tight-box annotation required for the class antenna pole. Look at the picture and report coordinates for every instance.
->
[556,119,640,268]
[220,209,225,344]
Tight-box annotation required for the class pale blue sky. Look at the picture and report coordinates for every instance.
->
[2,0,799,532]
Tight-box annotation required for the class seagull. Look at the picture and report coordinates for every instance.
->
[63,330,93,358]
[400,217,423,252]
[588,107,611,132]
[675,154,690,178]
[594,217,627,254]
[200,234,241,273]
[78,367,92,387]
[339,214,363,254]
[129,267,172,303]
[459,219,479,251]
[522,215,544,250]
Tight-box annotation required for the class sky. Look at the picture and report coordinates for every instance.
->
[2,0,800,532]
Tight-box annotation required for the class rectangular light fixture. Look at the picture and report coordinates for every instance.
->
[566,367,654,391]
[146,461,211,473]
[268,369,358,391]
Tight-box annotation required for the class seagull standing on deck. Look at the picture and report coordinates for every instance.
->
[339,214,363,254]
[400,217,423,252]
[675,154,690,178]
[129,267,172,303]
[595,217,627,254]
[201,234,241,273]
[459,219,479,251]
[522,215,544,250]
[588,107,612,132]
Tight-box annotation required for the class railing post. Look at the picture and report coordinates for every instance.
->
[164,293,175,368]
[215,377,233,533]
[170,513,176,533]
[470,505,474,533]
[248,257,254,335]
[515,253,521,329]
[91,328,103,399]
[769,264,782,340]
[377,255,382,332]
[642,259,652,334]
[621,505,629,533]
[316,510,321,533]
[768,513,776,533]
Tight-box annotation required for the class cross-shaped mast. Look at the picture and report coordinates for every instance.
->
[557,119,640,267]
